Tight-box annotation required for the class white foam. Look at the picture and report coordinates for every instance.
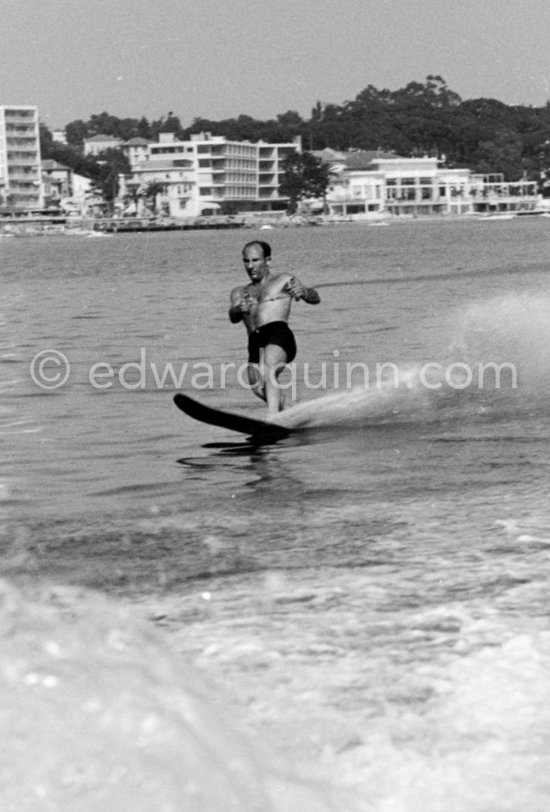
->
[270,367,429,429]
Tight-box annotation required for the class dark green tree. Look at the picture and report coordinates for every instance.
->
[94,148,131,208]
[279,152,330,213]
[136,116,152,139]
[152,111,184,139]
[65,119,89,146]
[473,128,525,180]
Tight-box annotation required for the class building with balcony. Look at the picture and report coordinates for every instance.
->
[0,105,43,212]
[117,132,301,218]
[117,133,196,217]
[469,173,539,214]
[325,153,538,218]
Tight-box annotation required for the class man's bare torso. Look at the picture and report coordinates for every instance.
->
[238,272,292,333]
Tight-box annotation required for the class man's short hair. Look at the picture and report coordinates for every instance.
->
[243,240,272,260]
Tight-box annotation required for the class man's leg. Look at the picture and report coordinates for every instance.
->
[247,358,266,403]
[263,344,288,416]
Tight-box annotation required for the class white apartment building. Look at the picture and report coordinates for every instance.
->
[375,157,473,216]
[326,154,538,218]
[83,134,122,156]
[118,132,301,217]
[121,137,151,169]
[41,159,92,213]
[0,105,43,211]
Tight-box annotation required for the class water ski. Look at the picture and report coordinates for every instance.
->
[173,393,291,440]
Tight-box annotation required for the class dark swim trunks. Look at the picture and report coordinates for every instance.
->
[247,321,297,364]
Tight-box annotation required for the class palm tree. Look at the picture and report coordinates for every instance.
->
[139,180,166,215]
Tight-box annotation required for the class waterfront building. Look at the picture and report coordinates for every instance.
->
[0,105,43,212]
[321,150,395,216]
[71,172,93,213]
[469,173,538,215]
[117,132,196,217]
[117,132,301,218]
[41,159,92,213]
[325,154,538,218]
[42,159,72,205]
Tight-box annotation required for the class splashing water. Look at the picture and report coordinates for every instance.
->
[272,292,550,430]
[451,292,550,396]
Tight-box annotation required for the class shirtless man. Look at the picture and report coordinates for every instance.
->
[229,240,320,416]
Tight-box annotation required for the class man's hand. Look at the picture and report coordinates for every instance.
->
[229,288,253,322]
[240,291,253,312]
[286,276,304,300]
[287,276,320,304]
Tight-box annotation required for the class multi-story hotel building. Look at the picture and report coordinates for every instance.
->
[118,132,301,217]
[0,105,43,211]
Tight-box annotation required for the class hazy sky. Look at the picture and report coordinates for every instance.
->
[2,0,550,128]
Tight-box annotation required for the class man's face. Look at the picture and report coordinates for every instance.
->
[242,245,269,282]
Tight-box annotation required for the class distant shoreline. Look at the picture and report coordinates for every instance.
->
[2,209,549,238]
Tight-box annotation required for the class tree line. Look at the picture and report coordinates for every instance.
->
[39,76,550,202]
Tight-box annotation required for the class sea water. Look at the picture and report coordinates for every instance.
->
[1,219,550,809]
